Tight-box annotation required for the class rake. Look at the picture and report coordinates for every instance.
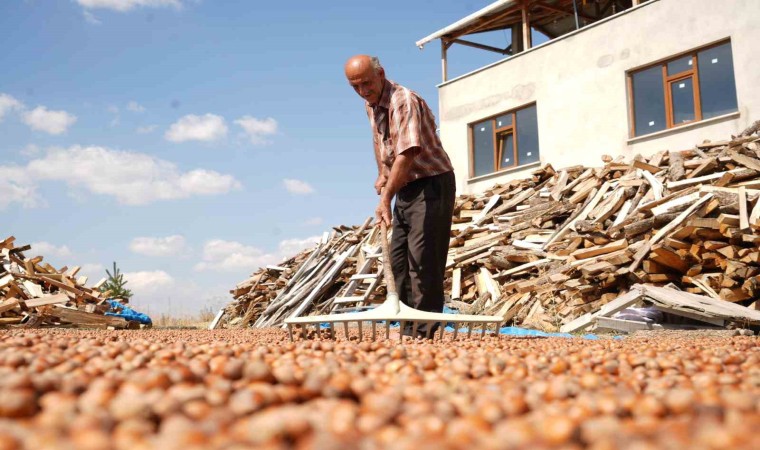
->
[285,222,504,341]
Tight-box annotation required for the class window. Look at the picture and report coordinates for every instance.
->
[470,104,540,178]
[628,40,738,137]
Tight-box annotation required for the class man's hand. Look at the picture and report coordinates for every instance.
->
[375,197,392,228]
[374,175,387,195]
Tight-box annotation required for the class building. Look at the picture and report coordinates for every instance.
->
[416,0,759,194]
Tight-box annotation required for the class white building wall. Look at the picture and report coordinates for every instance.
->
[438,0,760,195]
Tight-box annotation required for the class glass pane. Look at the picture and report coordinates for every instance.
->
[472,120,494,177]
[495,113,513,129]
[516,105,540,166]
[632,66,666,136]
[667,55,693,76]
[670,77,695,124]
[698,42,738,119]
[498,132,514,168]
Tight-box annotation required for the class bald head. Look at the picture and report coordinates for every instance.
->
[345,54,386,105]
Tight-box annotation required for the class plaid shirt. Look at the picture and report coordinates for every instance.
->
[366,79,453,182]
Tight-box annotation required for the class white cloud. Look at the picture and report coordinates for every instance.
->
[83,10,102,24]
[283,178,314,195]
[136,124,157,134]
[194,235,321,273]
[165,114,228,143]
[76,0,183,12]
[127,101,145,113]
[123,270,174,293]
[194,239,278,272]
[20,144,41,158]
[22,106,77,135]
[305,217,323,226]
[0,93,23,121]
[0,166,42,210]
[30,241,73,259]
[15,145,241,205]
[234,116,277,145]
[130,235,187,257]
[80,263,105,279]
[278,236,321,255]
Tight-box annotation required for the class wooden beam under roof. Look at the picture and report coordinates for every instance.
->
[534,1,596,22]
[457,6,522,38]
[450,38,512,55]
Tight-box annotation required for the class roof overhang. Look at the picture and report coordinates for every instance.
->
[416,0,518,49]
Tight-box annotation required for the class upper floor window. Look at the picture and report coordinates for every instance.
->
[628,40,738,137]
[470,103,540,178]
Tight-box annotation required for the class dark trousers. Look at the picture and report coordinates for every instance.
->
[391,171,456,315]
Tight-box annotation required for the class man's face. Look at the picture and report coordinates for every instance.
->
[346,65,385,105]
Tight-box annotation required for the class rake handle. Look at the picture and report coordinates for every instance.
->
[380,221,397,296]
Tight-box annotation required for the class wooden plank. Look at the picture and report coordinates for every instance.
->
[550,170,568,201]
[22,280,44,298]
[495,259,551,278]
[591,188,626,223]
[560,287,644,333]
[666,170,736,189]
[628,193,714,272]
[641,170,663,200]
[650,192,701,216]
[208,309,225,330]
[571,239,628,260]
[49,306,129,328]
[650,246,689,273]
[633,159,662,174]
[650,193,713,246]
[23,293,69,308]
[651,305,724,326]
[451,268,462,300]
[751,193,760,228]
[0,297,20,314]
[637,186,698,213]
[472,194,501,226]
[612,199,633,228]
[595,317,723,333]
[739,186,750,230]
[729,151,760,172]
[0,274,14,289]
[640,284,760,323]
[668,151,686,181]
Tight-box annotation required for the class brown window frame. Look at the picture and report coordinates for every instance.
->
[627,39,734,138]
[468,103,536,179]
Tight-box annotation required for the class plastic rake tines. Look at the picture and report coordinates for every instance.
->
[284,222,504,342]
[284,295,503,341]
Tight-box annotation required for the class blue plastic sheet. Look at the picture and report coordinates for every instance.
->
[104,300,152,325]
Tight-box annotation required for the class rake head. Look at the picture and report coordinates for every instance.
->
[285,292,504,342]
[284,222,503,342]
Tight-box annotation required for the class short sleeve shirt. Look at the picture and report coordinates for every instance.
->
[365,79,454,181]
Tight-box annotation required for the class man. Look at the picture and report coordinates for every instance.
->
[344,54,456,337]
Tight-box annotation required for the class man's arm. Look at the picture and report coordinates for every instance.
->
[373,134,389,194]
[376,146,420,226]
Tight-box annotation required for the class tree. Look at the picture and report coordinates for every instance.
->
[100,262,133,302]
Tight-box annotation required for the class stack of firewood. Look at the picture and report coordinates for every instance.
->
[225,121,760,331]
[220,219,384,328]
[0,236,131,328]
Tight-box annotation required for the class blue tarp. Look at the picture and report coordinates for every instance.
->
[104,300,152,325]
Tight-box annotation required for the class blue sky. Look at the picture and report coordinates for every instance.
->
[1,0,514,317]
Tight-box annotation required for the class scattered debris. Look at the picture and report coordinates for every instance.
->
[218,219,385,329]
[0,236,141,329]
[224,124,760,333]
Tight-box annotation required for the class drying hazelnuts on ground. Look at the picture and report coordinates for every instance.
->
[0,329,757,449]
